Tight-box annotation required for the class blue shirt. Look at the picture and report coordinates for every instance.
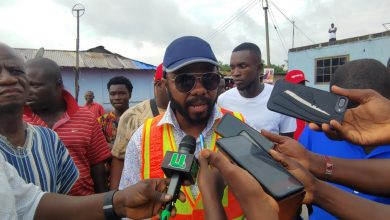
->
[0,124,79,193]
[299,126,390,220]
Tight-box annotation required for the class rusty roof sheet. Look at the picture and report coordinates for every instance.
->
[14,48,155,70]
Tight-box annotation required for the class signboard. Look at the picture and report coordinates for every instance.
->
[263,68,274,84]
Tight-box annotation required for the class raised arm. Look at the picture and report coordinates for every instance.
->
[262,130,390,196]
[34,178,184,220]
[270,150,390,220]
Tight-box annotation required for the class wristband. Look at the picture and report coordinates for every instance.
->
[103,190,121,220]
[324,156,333,180]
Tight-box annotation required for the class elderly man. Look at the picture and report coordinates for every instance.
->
[0,41,184,220]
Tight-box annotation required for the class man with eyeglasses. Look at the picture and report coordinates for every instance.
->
[119,36,244,219]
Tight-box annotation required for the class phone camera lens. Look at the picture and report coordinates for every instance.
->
[338,98,346,107]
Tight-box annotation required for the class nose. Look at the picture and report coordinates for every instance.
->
[113,94,121,100]
[189,76,207,95]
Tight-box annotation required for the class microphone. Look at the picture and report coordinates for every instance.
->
[160,135,198,220]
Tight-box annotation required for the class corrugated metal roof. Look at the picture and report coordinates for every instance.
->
[14,47,156,70]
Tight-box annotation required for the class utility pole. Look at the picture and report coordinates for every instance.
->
[262,0,270,67]
[72,3,85,103]
[292,20,295,48]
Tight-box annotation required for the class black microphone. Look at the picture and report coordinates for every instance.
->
[160,135,198,220]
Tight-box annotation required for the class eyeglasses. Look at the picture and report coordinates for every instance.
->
[169,72,221,93]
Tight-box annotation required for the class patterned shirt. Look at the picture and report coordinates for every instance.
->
[0,124,79,194]
[85,102,105,118]
[23,90,112,196]
[111,99,165,159]
[119,104,222,190]
[0,153,45,220]
[98,111,118,145]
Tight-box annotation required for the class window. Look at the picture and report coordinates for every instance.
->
[315,55,348,83]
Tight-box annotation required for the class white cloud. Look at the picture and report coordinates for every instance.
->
[0,0,389,67]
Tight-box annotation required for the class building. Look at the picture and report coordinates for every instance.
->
[15,46,156,110]
[288,31,390,90]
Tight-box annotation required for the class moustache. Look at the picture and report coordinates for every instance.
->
[185,96,211,108]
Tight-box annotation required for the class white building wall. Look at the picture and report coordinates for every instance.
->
[288,35,390,91]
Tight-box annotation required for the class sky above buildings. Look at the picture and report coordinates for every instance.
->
[0,0,389,66]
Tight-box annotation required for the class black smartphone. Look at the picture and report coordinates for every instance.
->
[215,113,275,152]
[216,135,304,200]
[267,80,348,124]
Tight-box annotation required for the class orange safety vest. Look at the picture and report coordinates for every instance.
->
[141,109,244,220]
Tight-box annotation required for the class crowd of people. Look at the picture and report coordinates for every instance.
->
[1,33,390,220]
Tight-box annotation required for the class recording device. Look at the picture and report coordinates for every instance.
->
[215,113,275,152]
[267,80,348,124]
[216,135,304,200]
[160,135,198,220]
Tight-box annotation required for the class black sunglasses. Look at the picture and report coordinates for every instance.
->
[169,72,221,93]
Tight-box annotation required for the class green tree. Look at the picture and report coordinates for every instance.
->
[218,61,231,72]
[268,64,287,75]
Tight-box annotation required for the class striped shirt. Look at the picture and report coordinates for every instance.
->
[85,102,105,118]
[24,90,112,196]
[0,123,79,194]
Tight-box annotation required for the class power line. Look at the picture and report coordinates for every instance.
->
[207,0,258,40]
[270,1,315,44]
[210,0,256,34]
[206,0,259,41]
[268,7,288,55]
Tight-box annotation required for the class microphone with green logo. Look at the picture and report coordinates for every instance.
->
[160,135,198,220]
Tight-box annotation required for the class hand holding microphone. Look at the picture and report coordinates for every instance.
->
[160,135,198,220]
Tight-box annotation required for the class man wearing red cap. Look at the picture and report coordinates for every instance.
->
[285,70,309,139]
[110,64,169,189]
[285,69,308,85]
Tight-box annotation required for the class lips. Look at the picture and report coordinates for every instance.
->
[189,104,208,113]
[0,88,24,96]
[233,78,243,84]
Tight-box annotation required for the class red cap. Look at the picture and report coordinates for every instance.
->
[154,63,163,81]
[285,70,308,84]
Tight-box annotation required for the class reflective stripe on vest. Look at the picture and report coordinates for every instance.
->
[141,110,244,219]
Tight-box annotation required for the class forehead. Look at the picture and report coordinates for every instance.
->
[0,46,24,67]
[26,65,60,86]
[230,50,256,64]
[109,84,128,91]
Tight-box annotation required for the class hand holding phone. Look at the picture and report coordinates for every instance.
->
[267,80,348,124]
[216,135,304,200]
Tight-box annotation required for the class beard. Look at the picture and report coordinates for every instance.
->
[167,89,215,125]
[0,102,24,115]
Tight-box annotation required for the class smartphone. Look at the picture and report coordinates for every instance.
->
[215,113,275,152]
[267,80,348,124]
[216,135,304,200]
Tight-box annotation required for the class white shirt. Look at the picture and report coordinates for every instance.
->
[329,27,337,39]
[0,153,45,220]
[119,104,223,189]
[217,84,296,134]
